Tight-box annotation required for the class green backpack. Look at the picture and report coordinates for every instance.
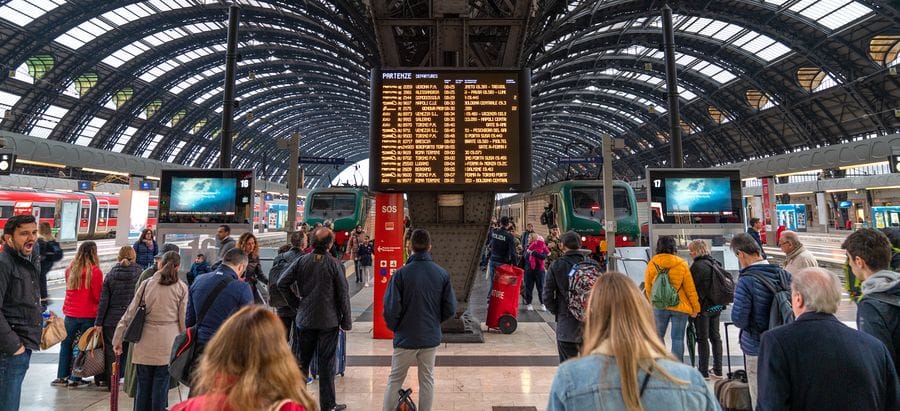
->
[651,263,680,309]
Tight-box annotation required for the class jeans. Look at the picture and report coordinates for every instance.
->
[354,258,361,282]
[135,364,169,411]
[693,311,722,376]
[746,355,759,409]
[654,309,689,363]
[58,316,95,380]
[382,347,437,411]
[557,341,581,364]
[0,349,31,411]
[297,326,340,410]
[523,268,544,305]
[360,265,373,284]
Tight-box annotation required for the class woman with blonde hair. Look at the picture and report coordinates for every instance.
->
[52,241,103,388]
[113,250,188,411]
[687,239,727,379]
[93,246,144,388]
[172,305,317,411]
[547,272,717,411]
[238,232,268,304]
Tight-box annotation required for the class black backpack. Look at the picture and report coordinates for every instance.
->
[748,270,794,333]
[707,260,735,306]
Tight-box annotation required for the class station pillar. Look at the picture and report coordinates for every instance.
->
[373,193,404,339]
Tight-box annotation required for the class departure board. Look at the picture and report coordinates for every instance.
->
[370,69,532,192]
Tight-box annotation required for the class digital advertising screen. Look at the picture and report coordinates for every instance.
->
[370,68,532,192]
[158,169,254,225]
[648,169,742,224]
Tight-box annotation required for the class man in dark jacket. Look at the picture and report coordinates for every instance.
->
[747,217,767,259]
[843,228,900,367]
[269,231,307,340]
[730,232,791,409]
[278,228,351,411]
[187,248,253,346]
[0,215,42,409]
[542,231,589,363]
[486,216,516,303]
[757,267,899,410]
[381,229,456,411]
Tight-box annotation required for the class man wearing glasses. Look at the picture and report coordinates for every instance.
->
[730,233,792,409]
[779,230,818,275]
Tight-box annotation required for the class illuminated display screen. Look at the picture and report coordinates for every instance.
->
[371,69,532,192]
[158,169,254,225]
[647,169,743,224]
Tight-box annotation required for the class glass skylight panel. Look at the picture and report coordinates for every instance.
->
[74,117,107,147]
[166,141,187,163]
[194,88,223,105]
[817,2,873,30]
[756,42,793,62]
[788,0,872,30]
[54,19,114,49]
[29,105,68,139]
[141,134,164,157]
[0,91,22,117]
[0,0,65,26]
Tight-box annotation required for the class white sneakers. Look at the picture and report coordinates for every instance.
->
[525,304,534,311]
[541,304,547,312]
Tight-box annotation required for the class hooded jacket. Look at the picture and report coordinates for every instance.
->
[690,255,724,311]
[543,250,590,343]
[731,262,792,356]
[95,261,144,327]
[644,253,701,316]
[858,270,900,367]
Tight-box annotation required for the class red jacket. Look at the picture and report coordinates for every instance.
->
[62,266,103,318]
[172,395,306,411]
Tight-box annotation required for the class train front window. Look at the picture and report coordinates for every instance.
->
[0,206,13,218]
[571,187,633,220]
[309,194,356,218]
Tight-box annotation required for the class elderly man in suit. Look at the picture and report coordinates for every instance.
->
[756,267,899,410]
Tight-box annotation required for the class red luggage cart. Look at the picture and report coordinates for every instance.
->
[486,263,525,334]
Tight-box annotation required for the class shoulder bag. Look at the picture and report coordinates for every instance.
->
[169,275,234,386]
[123,281,148,343]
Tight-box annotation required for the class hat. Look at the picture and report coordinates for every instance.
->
[155,243,180,258]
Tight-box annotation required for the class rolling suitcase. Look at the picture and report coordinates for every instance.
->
[308,328,346,380]
[715,322,751,411]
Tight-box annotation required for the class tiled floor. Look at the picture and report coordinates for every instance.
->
[19,265,858,410]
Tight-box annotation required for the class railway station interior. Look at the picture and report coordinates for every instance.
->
[1,1,899,410]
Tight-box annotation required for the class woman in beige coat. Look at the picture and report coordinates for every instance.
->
[113,251,188,411]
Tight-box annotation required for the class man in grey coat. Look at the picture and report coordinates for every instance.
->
[278,228,351,411]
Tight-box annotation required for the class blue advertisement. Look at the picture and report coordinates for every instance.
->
[776,204,807,232]
[664,177,733,214]
[170,177,237,214]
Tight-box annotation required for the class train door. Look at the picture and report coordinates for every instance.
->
[79,200,92,236]
[95,199,110,235]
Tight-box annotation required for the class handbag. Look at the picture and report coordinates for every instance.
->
[395,388,417,411]
[72,328,104,378]
[40,311,67,350]
[169,275,234,386]
[124,282,149,343]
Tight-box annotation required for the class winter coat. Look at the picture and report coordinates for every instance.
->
[731,262,792,356]
[0,245,42,355]
[216,236,236,261]
[268,247,304,313]
[488,228,516,264]
[383,252,457,349]
[133,240,158,269]
[62,265,103,318]
[95,262,143,327]
[690,255,724,312]
[783,245,818,276]
[644,253,700,316]
[187,261,211,286]
[357,243,373,266]
[113,272,188,366]
[244,254,268,305]
[543,250,590,343]
[347,231,366,259]
[858,270,900,368]
[277,252,352,331]
[36,238,62,301]
[527,240,549,272]
[187,266,253,344]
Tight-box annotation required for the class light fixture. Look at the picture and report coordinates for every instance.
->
[82,167,130,177]
[144,176,160,181]
[775,169,822,177]
[16,159,66,168]
[825,188,856,193]
[786,191,814,195]
[838,161,889,170]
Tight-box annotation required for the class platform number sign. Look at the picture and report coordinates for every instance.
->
[0,150,15,175]
[891,153,900,174]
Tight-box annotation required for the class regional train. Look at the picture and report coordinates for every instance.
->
[303,187,373,251]
[495,180,641,256]
[0,189,158,239]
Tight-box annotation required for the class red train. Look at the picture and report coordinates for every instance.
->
[0,189,158,239]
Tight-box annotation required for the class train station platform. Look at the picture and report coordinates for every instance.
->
[24,259,860,411]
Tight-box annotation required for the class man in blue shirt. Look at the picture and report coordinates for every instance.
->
[382,229,457,411]
[187,248,253,348]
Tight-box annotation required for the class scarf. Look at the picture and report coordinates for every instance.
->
[784,244,807,264]
[861,269,900,295]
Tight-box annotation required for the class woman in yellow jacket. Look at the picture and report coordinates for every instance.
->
[644,235,700,363]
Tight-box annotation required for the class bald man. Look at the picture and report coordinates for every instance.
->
[757,267,899,410]
[778,230,818,275]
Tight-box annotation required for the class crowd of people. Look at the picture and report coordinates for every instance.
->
[1,212,898,410]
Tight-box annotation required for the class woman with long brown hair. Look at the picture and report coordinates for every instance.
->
[171,305,316,411]
[547,272,716,411]
[237,232,268,304]
[52,241,103,388]
[113,250,188,411]
[133,228,158,269]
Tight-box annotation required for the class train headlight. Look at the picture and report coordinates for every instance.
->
[622,236,628,242]
[581,236,587,242]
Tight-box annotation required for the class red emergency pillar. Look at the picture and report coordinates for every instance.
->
[373,193,404,339]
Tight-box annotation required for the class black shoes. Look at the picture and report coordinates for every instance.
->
[331,404,347,410]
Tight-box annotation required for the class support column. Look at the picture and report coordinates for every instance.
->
[219,4,240,168]
[662,4,682,168]
[286,132,300,238]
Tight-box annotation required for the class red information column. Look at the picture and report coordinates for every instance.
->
[373,193,405,339]
[761,177,771,244]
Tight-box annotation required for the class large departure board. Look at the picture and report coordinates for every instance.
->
[370,69,532,192]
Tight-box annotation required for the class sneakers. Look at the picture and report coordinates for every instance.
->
[50,378,68,387]
[525,304,534,311]
[66,380,90,388]
[540,304,547,312]
[364,282,369,287]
